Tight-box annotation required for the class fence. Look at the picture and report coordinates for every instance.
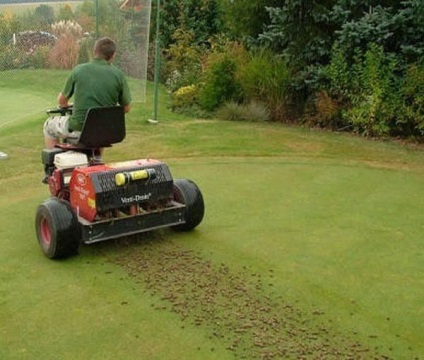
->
[0,0,152,103]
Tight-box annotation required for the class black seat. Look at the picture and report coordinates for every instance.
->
[67,106,126,148]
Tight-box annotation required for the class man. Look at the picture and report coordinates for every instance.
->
[43,37,131,148]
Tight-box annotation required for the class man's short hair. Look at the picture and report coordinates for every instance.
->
[94,37,116,61]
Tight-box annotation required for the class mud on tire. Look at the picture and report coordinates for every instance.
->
[35,197,81,259]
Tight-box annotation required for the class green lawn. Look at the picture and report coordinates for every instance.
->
[0,69,423,359]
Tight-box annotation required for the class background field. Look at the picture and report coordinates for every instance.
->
[0,70,423,359]
[0,1,82,14]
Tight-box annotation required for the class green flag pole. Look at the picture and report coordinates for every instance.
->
[149,0,160,124]
[95,0,99,38]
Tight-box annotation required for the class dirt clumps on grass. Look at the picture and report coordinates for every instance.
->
[110,236,392,360]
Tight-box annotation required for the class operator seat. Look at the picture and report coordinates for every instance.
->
[42,106,126,183]
[66,105,126,148]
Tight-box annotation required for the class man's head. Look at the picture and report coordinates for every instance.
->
[93,37,116,61]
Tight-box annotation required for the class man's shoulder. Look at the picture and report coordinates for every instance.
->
[72,61,91,73]
[72,61,126,81]
[110,64,125,76]
[83,61,123,73]
[72,61,106,76]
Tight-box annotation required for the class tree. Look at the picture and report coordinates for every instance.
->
[259,1,338,67]
[390,0,424,64]
[159,0,221,49]
[57,4,76,22]
[217,0,281,42]
[76,0,125,36]
[0,11,20,46]
[34,4,55,28]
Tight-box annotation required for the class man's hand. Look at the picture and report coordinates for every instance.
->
[57,92,70,108]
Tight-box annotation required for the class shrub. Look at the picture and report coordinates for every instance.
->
[48,35,80,69]
[77,37,94,64]
[0,43,50,70]
[243,102,270,122]
[48,21,83,69]
[164,28,203,92]
[325,43,403,137]
[215,101,242,121]
[0,46,18,70]
[216,101,270,122]
[325,43,350,101]
[31,45,50,68]
[168,84,212,118]
[51,20,82,39]
[401,64,424,137]
[171,84,198,109]
[304,91,343,130]
[198,55,242,111]
[239,50,292,121]
[344,44,397,137]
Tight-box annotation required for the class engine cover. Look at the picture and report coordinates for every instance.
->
[69,159,174,222]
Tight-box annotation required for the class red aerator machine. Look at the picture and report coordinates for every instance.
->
[36,106,204,259]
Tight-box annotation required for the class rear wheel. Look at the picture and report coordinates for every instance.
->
[35,198,81,259]
[172,179,205,231]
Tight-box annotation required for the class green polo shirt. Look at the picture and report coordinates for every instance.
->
[62,58,131,131]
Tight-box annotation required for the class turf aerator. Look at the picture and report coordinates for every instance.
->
[36,106,205,259]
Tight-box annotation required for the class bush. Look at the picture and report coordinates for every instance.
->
[216,101,270,122]
[0,44,50,70]
[48,35,80,69]
[324,43,404,137]
[48,21,83,69]
[168,84,212,118]
[164,28,203,92]
[344,44,398,137]
[303,91,343,130]
[171,84,198,109]
[198,55,242,111]
[401,64,424,137]
[51,20,82,38]
[0,46,18,70]
[77,37,94,64]
[31,45,50,68]
[238,50,292,121]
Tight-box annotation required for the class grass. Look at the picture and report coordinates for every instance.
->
[0,69,423,359]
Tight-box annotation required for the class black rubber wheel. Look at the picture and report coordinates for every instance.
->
[172,179,205,231]
[35,197,81,259]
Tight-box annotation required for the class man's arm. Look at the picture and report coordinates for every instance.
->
[119,73,131,113]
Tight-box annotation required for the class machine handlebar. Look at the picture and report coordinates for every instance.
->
[46,106,73,116]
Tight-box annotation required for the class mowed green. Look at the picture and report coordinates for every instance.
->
[0,70,423,359]
[0,89,51,129]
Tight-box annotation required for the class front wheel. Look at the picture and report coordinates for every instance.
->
[172,179,205,231]
[35,198,81,259]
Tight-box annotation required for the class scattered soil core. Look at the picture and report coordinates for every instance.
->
[110,236,393,359]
